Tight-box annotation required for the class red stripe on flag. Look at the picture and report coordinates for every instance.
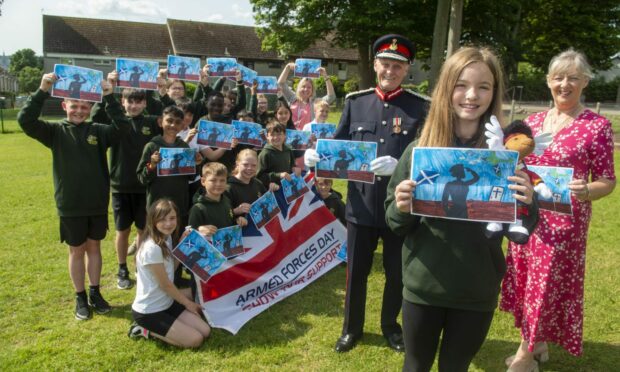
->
[201,206,336,301]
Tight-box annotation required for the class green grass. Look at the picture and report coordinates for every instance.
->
[0,112,618,371]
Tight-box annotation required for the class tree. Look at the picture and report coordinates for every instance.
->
[18,66,43,93]
[9,49,43,75]
[251,0,435,89]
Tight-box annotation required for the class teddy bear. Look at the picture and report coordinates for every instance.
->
[485,116,552,244]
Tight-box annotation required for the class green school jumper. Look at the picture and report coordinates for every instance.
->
[257,144,295,187]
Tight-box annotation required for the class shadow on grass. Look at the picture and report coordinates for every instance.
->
[473,339,620,371]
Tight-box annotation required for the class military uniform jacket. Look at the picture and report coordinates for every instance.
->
[334,88,429,227]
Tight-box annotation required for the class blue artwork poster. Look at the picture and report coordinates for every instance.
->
[52,64,103,103]
[157,147,197,176]
[116,58,159,90]
[167,55,200,82]
[315,139,377,184]
[232,120,264,147]
[294,58,321,78]
[285,129,312,150]
[310,124,337,140]
[281,174,310,203]
[207,57,238,77]
[196,120,234,149]
[249,191,281,229]
[230,64,257,86]
[256,76,278,94]
[212,225,244,258]
[410,147,519,223]
[173,229,226,282]
[528,165,574,215]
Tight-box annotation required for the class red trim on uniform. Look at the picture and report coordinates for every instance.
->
[375,86,403,101]
[377,43,411,59]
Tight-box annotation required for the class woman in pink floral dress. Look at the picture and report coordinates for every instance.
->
[501,49,616,372]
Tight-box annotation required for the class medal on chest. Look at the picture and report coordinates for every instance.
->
[392,117,402,134]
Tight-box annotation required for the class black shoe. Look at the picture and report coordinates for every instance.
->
[117,268,134,290]
[128,322,150,339]
[88,291,112,314]
[385,333,405,352]
[74,295,92,321]
[334,333,359,353]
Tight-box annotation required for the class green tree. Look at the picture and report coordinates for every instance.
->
[251,0,435,89]
[9,49,43,75]
[18,66,43,93]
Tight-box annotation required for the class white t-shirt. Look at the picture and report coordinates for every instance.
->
[132,237,176,314]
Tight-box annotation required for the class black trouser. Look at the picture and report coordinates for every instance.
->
[402,301,494,372]
[341,222,403,337]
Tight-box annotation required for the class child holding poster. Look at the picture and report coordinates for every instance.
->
[189,162,248,238]
[257,121,300,188]
[129,199,211,348]
[18,71,129,320]
[137,106,202,229]
[384,47,538,372]
[90,71,162,290]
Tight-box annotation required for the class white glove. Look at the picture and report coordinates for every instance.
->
[485,115,505,151]
[534,183,553,199]
[370,156,398,176]
[533,132,553,155]
[304,148,320,167]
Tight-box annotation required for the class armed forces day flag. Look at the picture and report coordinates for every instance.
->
[197,173,347,334]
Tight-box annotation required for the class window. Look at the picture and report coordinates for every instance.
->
[268,61,283,69]
[338,62,347,72]
[94,59,112,66]
[243,61,255,70]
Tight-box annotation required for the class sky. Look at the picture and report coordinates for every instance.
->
[0,0,256,56]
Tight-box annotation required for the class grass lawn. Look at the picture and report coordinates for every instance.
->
[0,108,618,371]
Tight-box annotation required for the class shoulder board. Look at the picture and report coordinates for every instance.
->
[345,88,375,99]
[403,89,432,102]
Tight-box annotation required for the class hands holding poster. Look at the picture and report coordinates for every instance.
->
[410,147,519,223]
[294,58,321,78]
[167,55,200,82]
[173,229,226,282]
[157,147,197,176]
[528,165,574,215]
[233,120,264,147]
[315,139,377,183]
[52,64,103,103]
[116,58,158,90]
[197,120,234,149]
[207,58,238,77]
[285,129,312,150]
[256,76,278,94]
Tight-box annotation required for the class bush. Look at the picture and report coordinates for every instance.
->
[185,82,197,98]
[508,64,550,101]
[584,77,620,103]
[344,75,360,94]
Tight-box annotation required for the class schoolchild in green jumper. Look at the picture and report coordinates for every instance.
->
[314,177,346,225]
[18,72,130,320]
[226,149,280,218]
[257,121,300,188]
[136,106,203,231]
[189,162,248,237]
[91,71,162,290]
[384,47,539,372]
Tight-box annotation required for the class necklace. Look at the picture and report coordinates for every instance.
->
[542,104,584,136]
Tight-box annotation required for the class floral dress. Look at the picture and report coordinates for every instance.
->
[500,109,616,356]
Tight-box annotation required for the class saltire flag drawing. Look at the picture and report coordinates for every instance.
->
[415,169,440,185]
[197,173,347,334]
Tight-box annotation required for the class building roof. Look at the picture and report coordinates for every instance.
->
[42,15,358,62]
[43,15,173,59]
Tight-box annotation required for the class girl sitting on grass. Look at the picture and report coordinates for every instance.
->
[129,199,210,348]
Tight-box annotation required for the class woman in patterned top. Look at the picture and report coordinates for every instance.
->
[501,49,616,372]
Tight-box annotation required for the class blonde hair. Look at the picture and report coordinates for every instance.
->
[141,199,179,258]
[313,98,330,111]
[232,149,258,176]
[201,162,228,178]
[547,48,593,81]
[257,93,268,102]
[295,77,315,102]
[418,46,505,148]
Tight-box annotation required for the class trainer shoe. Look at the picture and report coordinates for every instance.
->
[74,295,92,321]
[128,322,150,339]
[117,268,134,290]
[88,291,112,314]
[127,241,138,256]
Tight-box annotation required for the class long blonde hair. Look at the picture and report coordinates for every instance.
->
[418,47,505,148]
[140,199,180,258]
[295,77,315,102]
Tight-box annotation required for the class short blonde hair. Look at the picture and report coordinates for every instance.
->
[313,98,330,111]
[201,162,228,178]
[547,49,593,81]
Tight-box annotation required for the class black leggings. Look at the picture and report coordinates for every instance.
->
[402,300,494,372]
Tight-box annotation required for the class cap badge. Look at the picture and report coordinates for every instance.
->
[390,39,398,51]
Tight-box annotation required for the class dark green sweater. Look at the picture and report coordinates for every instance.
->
[136,135,194,217]
[18,89,130,217]
[257,144,295,187]
[225,176,266,212]
[384,141,538,312]
[91,101,161,193]
[188,194,235,229]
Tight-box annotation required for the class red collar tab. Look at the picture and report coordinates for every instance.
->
[375,86,403,101]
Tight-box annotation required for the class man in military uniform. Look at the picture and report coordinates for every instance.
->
[306,34,429,352]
